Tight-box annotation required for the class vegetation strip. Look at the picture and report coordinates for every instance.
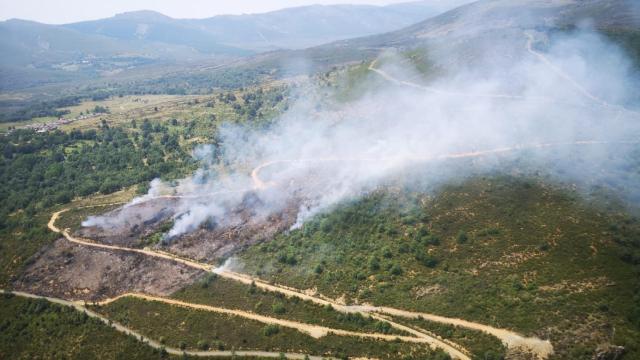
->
[2,290,329,359]
[93,293,466,353]
[54,141,640,359]
[48,201,559,359]
[49,206,473,359]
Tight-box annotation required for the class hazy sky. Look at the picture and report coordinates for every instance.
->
[0,0,416,24]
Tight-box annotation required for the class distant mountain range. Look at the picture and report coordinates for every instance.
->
[0,1,473,90]
[64,1,472,52]
[264,0,640,77]
[1,0,638,118]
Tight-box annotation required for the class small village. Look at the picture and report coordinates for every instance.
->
[9,112,102,133]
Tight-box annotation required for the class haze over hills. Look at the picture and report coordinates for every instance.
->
[0,0,472,92]
[65,1,474,51]
[2,0,638,121]
[281,0,640,71]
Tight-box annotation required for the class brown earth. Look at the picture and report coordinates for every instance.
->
[13,237,204,302]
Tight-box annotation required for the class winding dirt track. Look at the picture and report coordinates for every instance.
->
[524,32,627,113]
[47,138,640,359]
[249,140,634,191]
[48,207,472,359]
[49,140,640,360]
[42,42,640,358]
[48,208,212,272]
[369,58,540,100]
[2,290,331,359]
[369,32,639,118]
[95,292,470,358]
[216,269,553,359]
[47,203,563,359]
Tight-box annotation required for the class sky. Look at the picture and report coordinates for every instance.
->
[0,0,417,24]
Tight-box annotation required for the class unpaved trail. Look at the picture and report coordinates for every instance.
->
[48,207,471,359]
[214,270,471,358]
[2,290,330,359]
[49,139,640,359]
[217,270,551,359]
[368,59,539,100]
[524,32,620,111]
[94,292,471,360]
[248,141,634,191]
[353,305,554,359]
[48,208,213,272]
[370,37,640,119]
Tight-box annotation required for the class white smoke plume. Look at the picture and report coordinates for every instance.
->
[86,27,640,241]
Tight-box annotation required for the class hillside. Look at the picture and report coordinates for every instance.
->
[255,0,640,78]
[1,0,640,359]
[65,2,473,52]
[0,1,470,93]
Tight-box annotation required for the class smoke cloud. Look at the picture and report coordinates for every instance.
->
[86,27,640,242]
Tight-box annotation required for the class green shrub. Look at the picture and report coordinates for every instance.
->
[390,264,403,276]
[369,256,381,271]
[415,252,439,268]
[261,324,280,336]
[456,230,468,244]
[197,340,209,350]
[272,302,286,315]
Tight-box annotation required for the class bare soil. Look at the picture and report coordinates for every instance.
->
[13,238,204,301]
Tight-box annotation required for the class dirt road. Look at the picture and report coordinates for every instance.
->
[95,292,471,360]
[51,137,640,359]
[48,207,471,359]
[248,141,634,191]
[48,208,213,272]
[524,32,614,111]
[48,196,561,359]
[2,290,330,359]
[368,59,536,100]
[217,269,553,359]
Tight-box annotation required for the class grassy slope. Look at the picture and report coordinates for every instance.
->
[240,176,640,359]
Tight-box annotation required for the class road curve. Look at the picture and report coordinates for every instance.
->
[48,208,213,272]
[524,32,620,112]
[248,140,634,192]
[216,270,552,359]
[50,139,640,358]
[368,59,541,100]
[56,139,640,359]
[1,290,331,359]
[48,207,471,359]
[94,292,471,360]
